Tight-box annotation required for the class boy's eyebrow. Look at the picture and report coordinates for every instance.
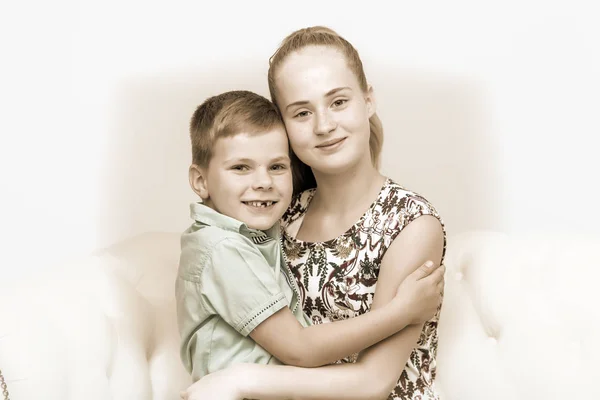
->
[285,87,352,111]
[223,157,254,164]
[270,155,291,163]
[224,155,290,164]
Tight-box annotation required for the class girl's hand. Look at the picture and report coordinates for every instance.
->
[180,366,244,400]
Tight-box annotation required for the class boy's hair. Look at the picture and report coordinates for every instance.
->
[268,26,384,194]
[190,90,283,167]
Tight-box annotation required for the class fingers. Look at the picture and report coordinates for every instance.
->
[422,264,445,298]
[410,260,438,280]
[437,280,444,293]
[428,264,446,284]
[180,391,188,400]
[416,264,444,289]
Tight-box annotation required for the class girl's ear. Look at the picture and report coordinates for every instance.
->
[189,164,210,200]
[365,85,377,118]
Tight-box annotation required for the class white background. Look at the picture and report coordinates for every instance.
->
[1,0,599,281]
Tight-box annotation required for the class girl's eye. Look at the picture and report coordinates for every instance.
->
[294,110,310,118]
[333,99,347,107]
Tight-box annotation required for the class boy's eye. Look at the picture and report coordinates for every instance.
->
[271,163,288,171]
[231,165,249,171]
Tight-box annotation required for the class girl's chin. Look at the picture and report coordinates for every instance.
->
[309,155,363,174]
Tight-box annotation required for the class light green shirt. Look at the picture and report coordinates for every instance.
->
[176,202,310,381]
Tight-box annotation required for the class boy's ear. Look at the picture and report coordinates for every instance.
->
[189,164,210,200]
[365,85,377,118]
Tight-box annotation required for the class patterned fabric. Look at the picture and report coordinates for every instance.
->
[281,178,447,400]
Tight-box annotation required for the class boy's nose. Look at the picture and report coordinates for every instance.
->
[252,169,273,190]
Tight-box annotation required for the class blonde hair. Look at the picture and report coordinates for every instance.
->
[268,26,384,194]
[190,90,283,167]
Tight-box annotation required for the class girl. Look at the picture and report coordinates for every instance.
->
[182,26,447,400]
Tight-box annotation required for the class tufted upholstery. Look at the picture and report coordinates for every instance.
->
[1,231,598,399]
[0,233,190,400]
[436,231,600,400]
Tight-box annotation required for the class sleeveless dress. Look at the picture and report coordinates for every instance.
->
[281,178,447,400]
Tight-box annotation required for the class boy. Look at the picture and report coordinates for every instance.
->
[175,90,443,382]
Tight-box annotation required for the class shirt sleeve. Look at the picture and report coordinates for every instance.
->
[200,237,288,336]
[175,275,205,375]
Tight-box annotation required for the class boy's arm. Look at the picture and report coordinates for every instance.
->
[249,258,443,367]
[200,232,442,370]
[247,215,445,399]
[182,215,446,400]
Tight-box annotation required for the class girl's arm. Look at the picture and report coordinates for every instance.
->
[347,215,446,396]
[249,256,443,368]
[183,215,445,400]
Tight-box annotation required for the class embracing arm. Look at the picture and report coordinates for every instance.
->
[250,263,428,367]
[183,215,445,400]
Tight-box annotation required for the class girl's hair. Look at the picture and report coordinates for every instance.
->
[267,26,384,194]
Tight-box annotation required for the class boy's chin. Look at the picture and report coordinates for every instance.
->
[246,221,277,231]
[241,204,287,231]
[244,214,281,231]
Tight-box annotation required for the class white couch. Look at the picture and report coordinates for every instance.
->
[1,231,598,399]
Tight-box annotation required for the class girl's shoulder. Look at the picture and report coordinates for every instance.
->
[379,177,447,264]
[376,178,443,223]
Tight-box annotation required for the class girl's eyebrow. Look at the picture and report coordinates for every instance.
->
[285,87,352,111]
[325,86,352,96]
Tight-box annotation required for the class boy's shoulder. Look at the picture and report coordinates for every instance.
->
[179,223,260,277]
[182,223,252,253]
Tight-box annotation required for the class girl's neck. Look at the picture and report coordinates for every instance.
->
[311,162,385,215]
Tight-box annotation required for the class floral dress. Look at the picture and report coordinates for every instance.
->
[281,178,447,400]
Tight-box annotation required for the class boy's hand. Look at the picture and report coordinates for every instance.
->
[181,367,243,400]
[392,260,445,324]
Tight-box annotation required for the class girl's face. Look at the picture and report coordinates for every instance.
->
[274,46,376,176]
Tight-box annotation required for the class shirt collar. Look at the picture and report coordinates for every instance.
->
[189,202,279,240]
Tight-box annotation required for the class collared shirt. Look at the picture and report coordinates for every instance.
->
[176,202,310,381]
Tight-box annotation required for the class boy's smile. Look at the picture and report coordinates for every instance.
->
[243,201,278,208]
[198,126,293,231]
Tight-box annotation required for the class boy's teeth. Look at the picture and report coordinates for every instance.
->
[247,201,274,207]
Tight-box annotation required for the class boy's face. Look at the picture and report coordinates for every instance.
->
[197,126,293,231]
